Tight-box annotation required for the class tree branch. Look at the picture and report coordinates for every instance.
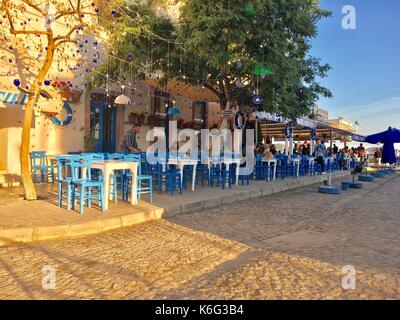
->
[20,0,44,15]
[204,82,219,98]
[2,0,50,36]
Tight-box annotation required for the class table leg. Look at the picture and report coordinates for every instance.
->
[103,167,110,211]
[192,164,197,191]
[273,162,276,180]
[297,161,300,178]
[130,164,138,205]
[235,163,239,186]
[180,165,184,189]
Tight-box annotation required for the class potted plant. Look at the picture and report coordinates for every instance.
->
[137,112,145,125]
[70,90,82,102]
[147,114,157,126]
[60,91,71,100]
[187,120,195,129]
[177,118,185,129]
[83,130,97,152]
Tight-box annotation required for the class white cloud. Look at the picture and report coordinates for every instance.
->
[339,97,400,135]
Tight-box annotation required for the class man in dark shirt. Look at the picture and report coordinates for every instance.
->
[120,125,141,152]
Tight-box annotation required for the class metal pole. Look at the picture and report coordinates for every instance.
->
[284,137,288,155]
[289,137,294,155]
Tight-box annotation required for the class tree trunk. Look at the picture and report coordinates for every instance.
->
[20,93,37,200]
[20,41,55,200]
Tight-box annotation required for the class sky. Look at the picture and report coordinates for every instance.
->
[310,0,400,135]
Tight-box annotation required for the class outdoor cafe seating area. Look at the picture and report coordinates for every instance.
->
[29,150,358,215]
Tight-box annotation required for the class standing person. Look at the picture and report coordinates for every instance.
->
[315,139,327,173]
[333,144,339,154]
[357,143,366,162]
[119,125,142,152]
[374,148,382,165]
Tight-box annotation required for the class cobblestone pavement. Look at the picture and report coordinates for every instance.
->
[0,175,399,299]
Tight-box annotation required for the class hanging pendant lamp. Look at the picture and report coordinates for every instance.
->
[114,85,131,105]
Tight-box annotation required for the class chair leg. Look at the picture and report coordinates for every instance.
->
[79,186,84,214]
[178,176,182,195]
[67,184,72,211]
[99,184,105,211]
[149,179,153,203]
[58,182,62,208]
[158,173,162,194]
[113,176,118,204]
[71,184,76,211]
[40,169,45,184]
[87,187,92,209]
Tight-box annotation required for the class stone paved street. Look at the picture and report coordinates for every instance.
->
[0,175,399,299]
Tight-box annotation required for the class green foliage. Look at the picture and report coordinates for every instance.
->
[92,0,332,120]
[83,131,97,152]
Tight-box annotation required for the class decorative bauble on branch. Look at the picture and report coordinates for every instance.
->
[252,95,263,106]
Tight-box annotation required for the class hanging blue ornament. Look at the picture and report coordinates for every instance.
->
[111,10,117,15]
[13,79,20,87]
[44,79,51,86]
[252,95,263,105]
[127,53,133,61]
[285,125,294,138]
[236,61,242,69]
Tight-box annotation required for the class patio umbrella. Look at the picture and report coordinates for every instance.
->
[366,127,400,164]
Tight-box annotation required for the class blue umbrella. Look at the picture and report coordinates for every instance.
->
[366,127,400,164]
[167,107,181,116]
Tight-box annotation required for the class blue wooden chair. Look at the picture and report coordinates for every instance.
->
[254,154,265,180]
[122,154,153,203]
[210,158,231,190]
[156,161,182,196]
[56,155,82,210]
[30,151,55,184]
[196,164,210,187]
[81,153,120,203]
[69,159,105,214]
[276,155,288,180]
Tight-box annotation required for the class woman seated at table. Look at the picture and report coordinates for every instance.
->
[262,143,275,160]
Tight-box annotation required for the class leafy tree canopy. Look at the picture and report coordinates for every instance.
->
[92,0,332,120]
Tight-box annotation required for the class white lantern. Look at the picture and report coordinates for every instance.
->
[114,85,131,105]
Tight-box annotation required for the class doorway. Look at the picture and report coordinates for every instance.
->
[90,99,117,153]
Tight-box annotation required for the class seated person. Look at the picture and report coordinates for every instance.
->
[263,144,275,160]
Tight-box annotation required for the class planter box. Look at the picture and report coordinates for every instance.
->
[358,175,375,182]
[341,181,351,191]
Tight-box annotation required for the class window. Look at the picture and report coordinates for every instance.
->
[152,90,170,115]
